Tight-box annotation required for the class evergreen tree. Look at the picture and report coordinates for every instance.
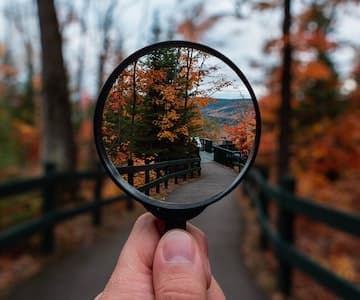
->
[103,47,228,164]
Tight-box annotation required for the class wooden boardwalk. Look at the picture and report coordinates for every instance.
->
[8,155,265,300]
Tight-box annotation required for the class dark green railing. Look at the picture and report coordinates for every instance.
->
[0,157,200,253]
[0,163,130,253]
[243,168,360,299]
[213,145,246,171]
[118,157,201,195]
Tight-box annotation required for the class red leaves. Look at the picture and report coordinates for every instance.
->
[224,111,256,156]
[297,61,333,81]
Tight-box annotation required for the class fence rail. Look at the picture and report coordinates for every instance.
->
[207,145,360,298]
[0,157,200,252]
[0,163,130,252]
[118,157,201,195]
[213,145,246,171]
[243,168,360,299]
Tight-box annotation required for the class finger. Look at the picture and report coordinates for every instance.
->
[187,223,208,258]
[99,213,161,300]
[208,276,226,300]
[153,229,209,300]
[94,292,102,300]
[187,224,225,298]
[187,223,211,286]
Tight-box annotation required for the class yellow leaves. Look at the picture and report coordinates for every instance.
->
[13,120,35,139]
[154,110,193,142]
[153,109,179,129]
[330,255,357,281]
[189,116,204,128]
[157,125,190,142]
[103,179,122,198]
[166,109,179,121]
[160,86,177,103]
[190,96,216,108]
[157,130,176,142]
[175,125,189,137]
[102,47,230,158]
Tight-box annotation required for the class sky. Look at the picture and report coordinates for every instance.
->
[0,0,359,98]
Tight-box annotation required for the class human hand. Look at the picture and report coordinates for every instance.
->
[95,213,225,300]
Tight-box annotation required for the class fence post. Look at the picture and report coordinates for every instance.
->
[183,163,187,181]
[259,167,270,250]
[92,163,103,226]
[126,159,134,210]
[174,164,178,184]
[277,175,296,296]
[164,166,169,189]
[145,159,150,196]
[42,162,56,254]
[155,157,160,193]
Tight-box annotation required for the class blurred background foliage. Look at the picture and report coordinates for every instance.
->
[0,0,357,207]
[0,0,359,296]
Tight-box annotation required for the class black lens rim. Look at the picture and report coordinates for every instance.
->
[94,40,261,219]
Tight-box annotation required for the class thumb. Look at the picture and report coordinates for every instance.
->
[153,229,210,300]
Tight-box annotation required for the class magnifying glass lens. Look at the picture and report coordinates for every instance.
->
[95,41,260,223]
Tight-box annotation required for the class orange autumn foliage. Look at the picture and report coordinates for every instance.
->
[252,0,360,215]
[13,120,40,164]
[224,110,256,156]
[102,47,230,163]
[297,61,333,81]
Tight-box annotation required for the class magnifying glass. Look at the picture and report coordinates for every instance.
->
[94,41,261,230]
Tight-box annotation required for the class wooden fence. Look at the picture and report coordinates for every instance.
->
[243,168,360,299]
[213,145,246,171]
[118,157,201,195]
[210,145,360,298]
[0,157,200,253]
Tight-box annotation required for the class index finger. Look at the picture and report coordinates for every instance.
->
[98,213,161,299]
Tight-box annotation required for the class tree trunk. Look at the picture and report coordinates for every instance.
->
[277,0,292,181]
[37,0,76,171]
[97,0,117,91]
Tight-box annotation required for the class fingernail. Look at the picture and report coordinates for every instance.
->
[162,230,195,263]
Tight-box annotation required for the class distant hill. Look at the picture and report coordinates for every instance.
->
[200,98,253,126]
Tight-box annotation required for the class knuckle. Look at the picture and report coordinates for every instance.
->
[156,276,206,300]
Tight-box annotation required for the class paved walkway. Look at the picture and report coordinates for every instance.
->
[8,158,265,300]
[167,157,264,299]
[167,161,237,204]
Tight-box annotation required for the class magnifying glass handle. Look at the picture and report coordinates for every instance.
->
[165,220,187,231]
